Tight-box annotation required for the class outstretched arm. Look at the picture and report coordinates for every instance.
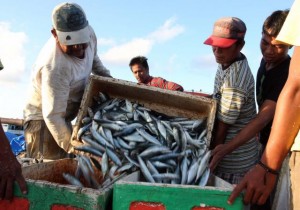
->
[228,46,300,205]
[0,121,27,200]
[210,100,275,171]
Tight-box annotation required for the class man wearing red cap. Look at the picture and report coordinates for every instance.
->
[209,11,291,210]
[204,17,259,185]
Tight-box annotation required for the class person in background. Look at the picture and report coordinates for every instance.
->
[228,1,300,209]
[204,17,260,185]
[129,56,184,91]
[209,10,290,210]
[23,2,111,160]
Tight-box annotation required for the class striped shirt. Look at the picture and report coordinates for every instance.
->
[146,76,184,91]
[213,54,259,175]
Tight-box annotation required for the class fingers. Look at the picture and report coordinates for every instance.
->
[4,178,13,200]
[257,174,277,205]
[209,156,217,171]
[16,174,27,195]
[250,188,263,204]
[242,185,254,205]
[227,179,247,205]
[209,146,223,171]
[0,178,5,199]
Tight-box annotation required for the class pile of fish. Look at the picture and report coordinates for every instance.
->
[63,92,211,189]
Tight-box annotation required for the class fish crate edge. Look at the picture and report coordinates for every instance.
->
[71,75,217,148]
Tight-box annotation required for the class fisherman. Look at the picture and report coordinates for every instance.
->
[129,56,184,91]
[228,1,300,209]
[209,10,291,210]
[23,2,111,160]
[203,17,260,185]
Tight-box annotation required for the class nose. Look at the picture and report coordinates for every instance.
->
[214,47,222,53]
[72,44,83,49]
[264,45,275,54]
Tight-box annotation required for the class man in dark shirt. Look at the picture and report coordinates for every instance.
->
[256,53,290,147]
[129,56,184,91]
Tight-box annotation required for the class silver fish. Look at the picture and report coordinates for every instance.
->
[137,155,155,183]
[63,173,84,187]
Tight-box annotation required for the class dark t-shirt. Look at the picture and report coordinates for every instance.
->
[256,56,290,146]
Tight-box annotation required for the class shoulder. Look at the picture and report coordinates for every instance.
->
[34,38,58,71]
[233,56,253,77]
[88,25,97,46]
[151,77,164,82]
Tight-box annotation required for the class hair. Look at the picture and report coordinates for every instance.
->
[129,56,149,70]
[262,9,289,37]
[235,39,245,46]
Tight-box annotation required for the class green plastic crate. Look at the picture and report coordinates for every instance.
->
[113,172,244,210]
[5,159,113,210]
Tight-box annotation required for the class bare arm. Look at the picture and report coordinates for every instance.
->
[210,119,229,149]
[228,46,300,205]
[262,47,300,169]
[0,121,27,200]
[210,100,276,170]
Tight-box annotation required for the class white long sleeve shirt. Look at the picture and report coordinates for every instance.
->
[24,26,110,152]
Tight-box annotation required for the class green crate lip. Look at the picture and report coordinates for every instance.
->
[13,181,112,210]
[25,178,113,194]
[113,180,244,210]
[115,180,235,192]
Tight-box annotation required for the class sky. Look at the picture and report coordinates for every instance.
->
[0,0,294,119]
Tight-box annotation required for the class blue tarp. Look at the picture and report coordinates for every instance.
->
[5,132,26,156]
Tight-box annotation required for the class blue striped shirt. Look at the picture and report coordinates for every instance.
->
[213,55,259,174]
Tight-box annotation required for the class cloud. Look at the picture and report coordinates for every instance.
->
[100,17,185,67]
[191,54,216,70]
[100,38,153,66]
[0,22,28,85]
[164,54,178,73]
[148,17,185,43]
[97,38,116,47]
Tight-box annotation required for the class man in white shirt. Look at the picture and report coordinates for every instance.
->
[23,2,111,160]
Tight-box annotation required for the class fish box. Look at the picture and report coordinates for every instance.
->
[3,158,131,210]
[112,171,244,210]
[71,75,216,146]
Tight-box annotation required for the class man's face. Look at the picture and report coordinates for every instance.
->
[212,42,243,68]
[131,64,150,83]
[59,43,88,59]
[260,33,290,66]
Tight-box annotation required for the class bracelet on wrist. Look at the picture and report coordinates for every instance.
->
[257,160,279,175]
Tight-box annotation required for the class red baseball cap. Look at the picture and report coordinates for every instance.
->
[204,17,246,48]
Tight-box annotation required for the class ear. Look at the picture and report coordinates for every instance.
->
[51,29,58,40]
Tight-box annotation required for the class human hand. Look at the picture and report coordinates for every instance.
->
[209,144,230,171]
[0,151,27,200]
[227,164,277,205]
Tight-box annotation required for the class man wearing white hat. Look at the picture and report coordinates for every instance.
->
[23,3,111,160]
